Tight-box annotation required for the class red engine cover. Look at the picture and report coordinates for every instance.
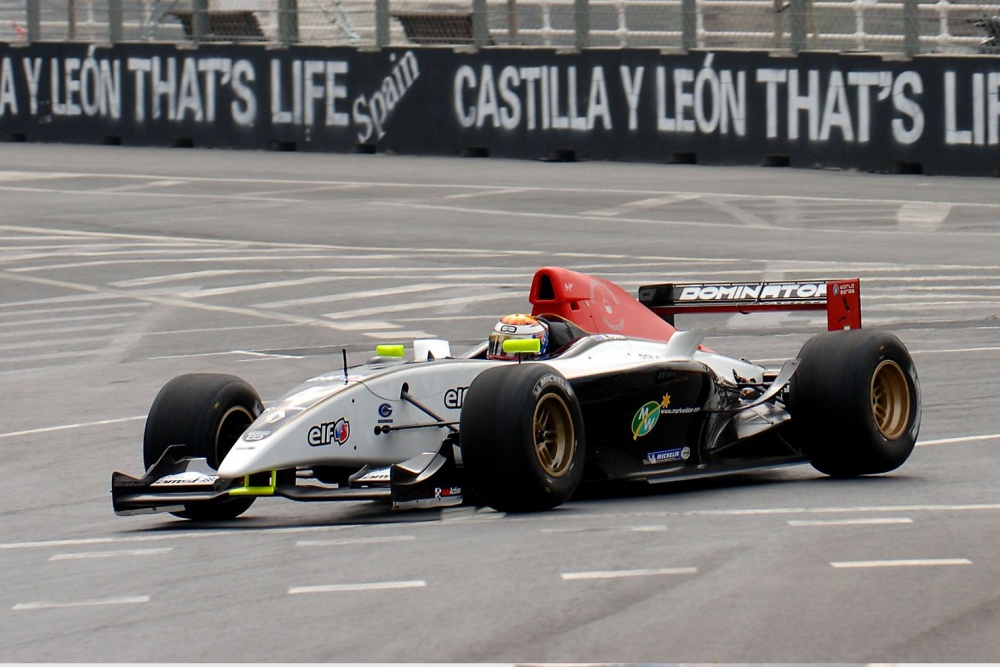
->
[528,267,680,343]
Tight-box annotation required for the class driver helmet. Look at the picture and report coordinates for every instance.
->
[487,314,549,360]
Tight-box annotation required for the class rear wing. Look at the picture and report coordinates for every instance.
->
[637,279,861,331]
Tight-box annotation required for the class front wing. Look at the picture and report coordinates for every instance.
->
[111,444,464,516]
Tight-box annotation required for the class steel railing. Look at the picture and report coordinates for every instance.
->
[1,0,998,54]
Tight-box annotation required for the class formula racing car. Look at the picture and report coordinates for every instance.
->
[111,267,921,520]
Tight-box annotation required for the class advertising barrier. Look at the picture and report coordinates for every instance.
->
[1,42,999,176]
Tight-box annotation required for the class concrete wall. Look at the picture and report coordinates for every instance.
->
[2,42,999,176]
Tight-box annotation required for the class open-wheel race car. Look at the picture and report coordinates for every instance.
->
[111,267,921,520]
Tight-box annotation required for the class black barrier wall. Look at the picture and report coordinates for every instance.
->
[1,43,999,176]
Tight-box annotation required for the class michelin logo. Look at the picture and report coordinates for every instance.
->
[646,446,691,465]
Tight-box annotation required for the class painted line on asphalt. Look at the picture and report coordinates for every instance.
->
[12,596,151,611]
[541,527,601,534]
[256,282,447,309]
[831,558,972,569]
[289,580,426,594]
[297,536,417,547]
[561,567,698,580]
[6,171,1000,212]
[912,346,1000,354]
[3,411,991,453]
[0,525,359,551]
[0,416,145,440]
[541,524,668,534]
[1,502,995,554]
[788,518,913,527]
[148,349,303,360]
[688,503,1000,516]
[49,548,173,561]
[918,433,1000,446]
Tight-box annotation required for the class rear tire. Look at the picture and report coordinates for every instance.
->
[144,373,263,520]
[790,329,920,477]
[460,364,585,512]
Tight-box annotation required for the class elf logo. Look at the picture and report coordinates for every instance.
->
[308,418,350,446]
[444,386,468,409]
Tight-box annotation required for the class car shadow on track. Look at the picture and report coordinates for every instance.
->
[116,468,918,534]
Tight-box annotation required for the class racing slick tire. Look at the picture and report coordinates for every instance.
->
[143,373,263,521]
[460,364,585,513]
[790,329,920,477]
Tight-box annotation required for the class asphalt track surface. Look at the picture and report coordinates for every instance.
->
[1,144,999,662]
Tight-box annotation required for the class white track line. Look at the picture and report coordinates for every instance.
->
[0,416,144,440]
[831,559,972,569]
[49,548,172,561]
[689,503,1000,516]
[561,567,697,580]
[788,518,913,527]
[13,596,151,611]
[919,433,1000,446]
[297,536,416,547]
[0,525,358,550]
[289,580,426,594]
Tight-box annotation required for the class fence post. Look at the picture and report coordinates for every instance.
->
[278,0,299,45]
[191,0,208,43]
[574,0,590,49]
[472,0,489,48]
[903,0,920,57]
[26,0,40,41]
[789,0,806,52]
[108,0,123,43]
[682,0,696,50]
[507,0,520,44]
[375,0,389,47]
[69,0,77,39]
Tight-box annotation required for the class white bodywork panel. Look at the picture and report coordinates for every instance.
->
[217,335,766,479]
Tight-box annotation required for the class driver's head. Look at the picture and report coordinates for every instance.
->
[487,314,549,360]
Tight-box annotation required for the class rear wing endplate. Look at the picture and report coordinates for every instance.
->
[637,279,861,331]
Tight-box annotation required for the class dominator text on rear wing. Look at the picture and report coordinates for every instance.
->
[637,279,861,331]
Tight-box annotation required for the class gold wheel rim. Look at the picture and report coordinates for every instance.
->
[871,360,911,440]
[533,394,575,477]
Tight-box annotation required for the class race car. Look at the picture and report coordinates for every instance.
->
[111,266,920,520]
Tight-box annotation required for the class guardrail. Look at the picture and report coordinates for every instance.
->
[0,0,998,54]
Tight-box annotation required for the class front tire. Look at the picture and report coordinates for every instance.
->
[144,373,263,520]
[460,364,585,512]
[790,329,920,477]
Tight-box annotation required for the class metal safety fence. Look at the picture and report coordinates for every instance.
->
[1,0,999,54]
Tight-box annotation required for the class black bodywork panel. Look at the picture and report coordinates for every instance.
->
[570,361,806,483]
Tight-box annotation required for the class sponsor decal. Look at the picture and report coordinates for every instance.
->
[444,386,468,409]
[632,393,671,439]
[645,446,692,465]
[244,430,271,441]
[377,403,394,424]
[631,394,699,439]
[435,486,462,499]
[661,406,702,414]
[355,467,392,483]
[590,278,624,331]
[152,471,218,486]
[353,51,420,143]
[307,418,350,447]
[678,282,826,302]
